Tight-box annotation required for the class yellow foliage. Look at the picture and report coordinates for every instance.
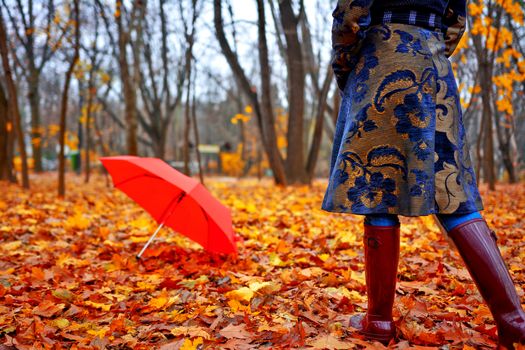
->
[180,337,204,350]
[84,301,112,311]
[148,291,179,310]
[468,2,484,17]
[220,152,244,177]
[31,137,42,146]
[495,0,524,24]
[230,113,250,125]
[277,135,287,150]
[13,156,34,171]
[496,48,522,68]
[225,287,254,302]
[496,97,514,115]
[48,124,60,137]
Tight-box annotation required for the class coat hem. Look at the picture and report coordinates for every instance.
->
[319,204,484,217]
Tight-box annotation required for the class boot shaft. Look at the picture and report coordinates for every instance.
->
[364,224,400,319]
[447,219,525,349]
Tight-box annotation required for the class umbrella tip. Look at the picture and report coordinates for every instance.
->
[135,255,141,260]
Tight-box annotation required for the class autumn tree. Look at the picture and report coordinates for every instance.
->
[0,82,15,182]
[462,0,525,188]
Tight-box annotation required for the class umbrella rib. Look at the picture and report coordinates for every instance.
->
[159,191,187,224]
[136,192,186,259]
[114,173,163,187]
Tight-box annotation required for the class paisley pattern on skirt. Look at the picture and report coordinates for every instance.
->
[322,23,484,216]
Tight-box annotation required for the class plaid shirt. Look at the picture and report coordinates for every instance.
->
[331,0,467,91]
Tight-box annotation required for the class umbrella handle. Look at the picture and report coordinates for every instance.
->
[136,222,165,259]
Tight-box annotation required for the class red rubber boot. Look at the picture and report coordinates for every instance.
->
[448,219,525,350]
[349,224,400,345]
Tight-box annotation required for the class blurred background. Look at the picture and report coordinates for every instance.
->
[0,0,524,190]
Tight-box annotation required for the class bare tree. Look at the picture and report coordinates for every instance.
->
[0,10,29,188]
[83,6,103,183]
[214,0,287,184]
[191,67,204,184]
[1,0,67,172]
[132,0,194,158]
[58,0,80,197]
[116,0,139,155]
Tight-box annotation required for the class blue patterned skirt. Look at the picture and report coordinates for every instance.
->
[322,23,484,216]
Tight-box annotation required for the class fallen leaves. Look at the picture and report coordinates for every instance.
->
[32,300,65,317]
[0,175,524,348]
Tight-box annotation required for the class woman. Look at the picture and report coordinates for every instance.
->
[321,0,525,348]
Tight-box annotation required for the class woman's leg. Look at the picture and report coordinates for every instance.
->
[435,211,482,232]
[350,214,400,344]
[364,214,400,227]
[436,212,525,349]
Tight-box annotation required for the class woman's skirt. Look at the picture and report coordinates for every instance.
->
[322,23,484,217]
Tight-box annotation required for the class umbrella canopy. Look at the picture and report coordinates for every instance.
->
[100,156,237,254]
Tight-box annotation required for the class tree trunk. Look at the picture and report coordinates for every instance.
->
[191,71,204,184]
[182,2,195,175]
[28,74,43,172]
[480,61,496,190]
[116,0,138,156]
[278,0,306,184]
[475,103,485,183]
[306,67,333,182]
[494,109,517,183]
[77,79,84,175]
[84,73,95,183]
[0,12,29,189]
[183,70,191,176]
[0,82,15,182]
[255,0,287,184]
[58,0,80,197]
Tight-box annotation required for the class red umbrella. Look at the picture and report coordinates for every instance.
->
[100,156,237,257]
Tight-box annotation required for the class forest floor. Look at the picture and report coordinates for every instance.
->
[0,174,524,349]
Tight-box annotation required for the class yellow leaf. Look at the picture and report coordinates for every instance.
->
[0,268,15,275]
[65,212,90,230]
[227,299,249,313]
[87,326,109,338]
[225,287,254,302]
[148,291,179,310]
[248,281,280,294]
[180,337,204,350]
[84,300,112,311]
[269,253,287,267]
[52,318,70,329]
[129,236,149,243]
[318,253,330,262]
